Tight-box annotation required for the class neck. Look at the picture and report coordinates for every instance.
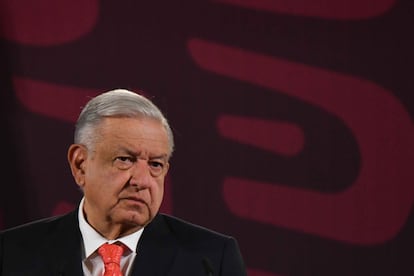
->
[98,223,141,240]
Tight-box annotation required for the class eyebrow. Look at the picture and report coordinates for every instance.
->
[149,154,169,161]
[120,147,169,160]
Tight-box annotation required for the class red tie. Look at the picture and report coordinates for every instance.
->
[98,243,124,276]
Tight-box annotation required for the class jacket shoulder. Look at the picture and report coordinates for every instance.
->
[0,210,77,243]
[156,213,234,245]
[0,210,83,275]
[150,214,247,275]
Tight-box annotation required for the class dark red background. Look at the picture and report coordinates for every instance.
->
[1,1,413,275]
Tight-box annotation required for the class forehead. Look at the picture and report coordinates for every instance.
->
[95,117,170,153]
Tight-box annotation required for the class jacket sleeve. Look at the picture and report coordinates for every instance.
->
[220,237,247,276]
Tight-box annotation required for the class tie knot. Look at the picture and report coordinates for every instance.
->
[98,243,124,264]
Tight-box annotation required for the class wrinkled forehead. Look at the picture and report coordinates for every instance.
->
[94,117,171,156]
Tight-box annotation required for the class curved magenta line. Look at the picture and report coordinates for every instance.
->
[217,115,305,156]
[13,77,100,122]
[214,0,397,20]
[0,0,99,46]
[188,38,414,244]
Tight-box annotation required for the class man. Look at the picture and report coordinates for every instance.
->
[0,89,247,275]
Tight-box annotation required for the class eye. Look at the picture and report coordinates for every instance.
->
[148,160,166,176]
[113,156,135,169]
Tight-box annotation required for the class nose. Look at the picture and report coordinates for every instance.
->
[129,159,152,189]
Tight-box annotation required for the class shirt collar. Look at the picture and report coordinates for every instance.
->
[78,197,144,259]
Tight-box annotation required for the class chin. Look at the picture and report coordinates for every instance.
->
[120,211,152,227]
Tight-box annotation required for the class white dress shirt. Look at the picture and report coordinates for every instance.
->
[78,198,144,276]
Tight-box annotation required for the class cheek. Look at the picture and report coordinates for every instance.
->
[85,168,128,195]
[151,179,165,202]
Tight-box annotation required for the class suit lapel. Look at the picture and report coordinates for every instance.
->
[130,214,179,276]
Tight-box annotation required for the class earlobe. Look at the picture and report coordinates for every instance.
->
[67,144,88,188]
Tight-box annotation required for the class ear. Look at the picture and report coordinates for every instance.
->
[164,162,170,175]
[67,144,88,188]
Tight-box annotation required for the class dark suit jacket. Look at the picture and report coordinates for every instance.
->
[0,210,246,275]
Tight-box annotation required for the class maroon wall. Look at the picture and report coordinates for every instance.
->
[1,0,413,275]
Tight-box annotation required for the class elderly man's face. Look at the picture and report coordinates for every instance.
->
[70,117,170,238]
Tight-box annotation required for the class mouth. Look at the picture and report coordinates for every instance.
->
[121,196,146,204]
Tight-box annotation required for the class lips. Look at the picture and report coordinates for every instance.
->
[120,196,147,205]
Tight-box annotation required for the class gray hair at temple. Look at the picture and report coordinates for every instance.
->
[74,89,174,157]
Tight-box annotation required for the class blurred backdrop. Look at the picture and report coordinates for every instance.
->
[0,0,413,275]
